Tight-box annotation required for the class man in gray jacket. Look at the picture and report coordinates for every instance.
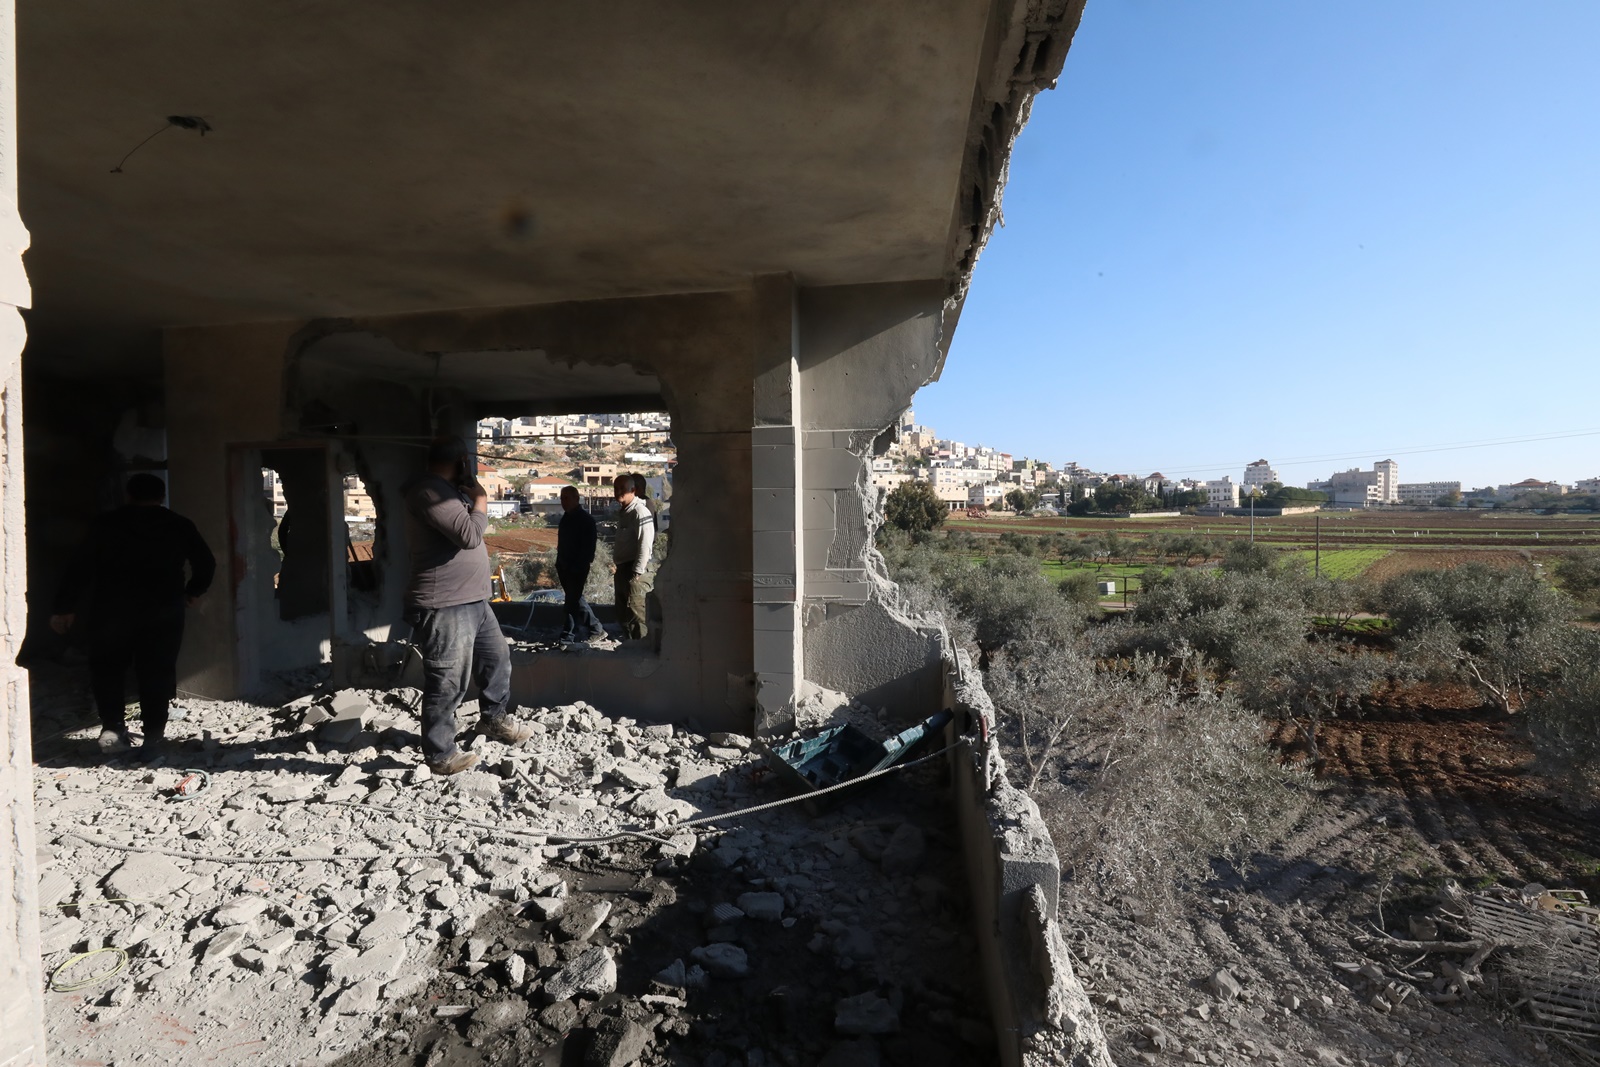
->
[611,474,655,640]
[402,436,533,775]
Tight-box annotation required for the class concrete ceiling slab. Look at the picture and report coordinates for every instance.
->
[20,1,996,348]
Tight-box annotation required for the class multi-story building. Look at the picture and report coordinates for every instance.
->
[1310,460,1399,506]
[1205,477,1240,508]
[1242,459,1278,491]
[581,461,620,486]
[869,470,911,497]
[968,484,1008,509]
[1577,477,1600,494]
[1497,478,1565,499]
[1397,481,1462,504]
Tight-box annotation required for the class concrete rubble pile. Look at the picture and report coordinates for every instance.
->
[33,688,998,1066]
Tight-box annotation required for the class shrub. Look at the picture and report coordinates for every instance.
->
[1028,656,1315,919]
[1058,570,1100,607]
[1379,564,1573,712]
[1554,551,1600,606]
[1127,567,1311,676]
[1220,539,1282,574]
[1525,632,1600,801]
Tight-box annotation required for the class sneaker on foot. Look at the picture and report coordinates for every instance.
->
[427,751,480,776]
[97,729,131,754]
[482,716,535,745]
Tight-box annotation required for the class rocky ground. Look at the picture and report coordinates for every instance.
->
[1057,687,1600,1067]
[29,669,995,1067]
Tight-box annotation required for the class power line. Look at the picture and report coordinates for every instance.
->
[1129,426,1600,479]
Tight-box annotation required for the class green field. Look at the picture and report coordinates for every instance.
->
[1288,548,1390,580]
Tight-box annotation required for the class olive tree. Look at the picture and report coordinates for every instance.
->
[884,479,946,534]
[1380,564,1574,713]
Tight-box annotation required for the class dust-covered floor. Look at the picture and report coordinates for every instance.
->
[27,663,994,1067]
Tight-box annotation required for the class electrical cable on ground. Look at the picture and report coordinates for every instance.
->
[49,947,129,992]
[319,736,969,849]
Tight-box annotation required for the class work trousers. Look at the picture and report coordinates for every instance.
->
[89,607,184,740]
[405,599,511,762]
[613,568,649,640]
[558,567,604,640]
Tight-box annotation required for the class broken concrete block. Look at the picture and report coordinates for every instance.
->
[539,1000,580,1032]
[104,853,190,900]
[879,824,925,876]
[737,891,785,922]
[834,991,899,1035]
[300,706,333,728]
[212,895,271,927]
[709,902,745,925]
[467,997,529,1040]
[334,978,383,1015]
[557,900,612,941]
[264,781,317,804]
[320,694,369,744]
[527,894,565,921]
[39,916,83,956]
[327,938,407,983]
[610,761,664,790]
[707,731,751,751]
[1207,968,1243,1001]
[690,942,749,978]
[543,946,617,1003]
[585,1015,652,1067]
[503,952,527,989]
[201,926,252,961]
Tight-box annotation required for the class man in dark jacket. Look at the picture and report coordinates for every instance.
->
[556,486,606,643]
[50,473,215,758]
[402,436,533,776]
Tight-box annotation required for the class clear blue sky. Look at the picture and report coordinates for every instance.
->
[920,1,1600,488]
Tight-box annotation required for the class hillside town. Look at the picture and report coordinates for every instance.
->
[393,410,1600,532]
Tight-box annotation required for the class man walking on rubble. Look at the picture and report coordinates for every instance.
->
[556,485,609,646]
[403,436,534,776]
[611,473,655,641]
[49,473,216,759]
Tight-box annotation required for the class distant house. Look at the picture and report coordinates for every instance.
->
[1205,477,1240,508]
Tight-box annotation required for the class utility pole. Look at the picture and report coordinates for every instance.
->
[1315,514,1321,579]
[1249,489,1256,544]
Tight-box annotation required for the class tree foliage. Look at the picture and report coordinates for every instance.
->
[884,479,946,534]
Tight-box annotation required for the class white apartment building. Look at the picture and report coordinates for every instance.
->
[1577,477,1600,494]
[929,466,992,489]
[870,470,912,496]
[1205,477,1240,508]
[968,483,1008,509]
[1310,460,1399,506]
[933,484,970,510]
[1242,459,1279,490]
[1397,481,1462,504]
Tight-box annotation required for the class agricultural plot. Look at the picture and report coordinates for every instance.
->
[1289,548,1390,580]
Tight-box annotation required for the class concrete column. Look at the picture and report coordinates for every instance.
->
[0,0,46,1059]
[751,274,803,734]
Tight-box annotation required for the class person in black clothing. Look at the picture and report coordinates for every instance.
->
[50,473,216,758]
[556,486,606,643]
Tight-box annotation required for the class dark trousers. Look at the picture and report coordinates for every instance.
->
[558,568,604,639]
[613,569,648,640]
[89,608,184,740]
[405,599,511,762]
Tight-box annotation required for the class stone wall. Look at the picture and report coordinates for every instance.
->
[944,645,1113,1067]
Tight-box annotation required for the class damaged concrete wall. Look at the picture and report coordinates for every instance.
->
[0,0,45,1059]
[945,646,1113,1067]
[797,282,948,723]
[165,322,298,697]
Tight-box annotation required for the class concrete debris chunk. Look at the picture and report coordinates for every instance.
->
[878,823,925,876]
[642,724,674,740]
[610,760,665,790]
[834,991,900,1035]
[706,731,752,751]
[104,853,190,900]
[201,926,253,961]
[528,894,566,921]
[585,1015,652,1067]
[327,938,407,983]
[690,942,750,978]
[320,692,370,744]
[213,895,271,927]
[557,900,612,941]
[737,891,785,922]
[543,946,618,1003]
[40,916,84,956]
[503,951,527,989]
[357,910,411,947]
[467,997,529,1039]
[1207,968,1243,1001]
[334,978,383,1015]
[539,1000,580,1032]
[710,902,745,925]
